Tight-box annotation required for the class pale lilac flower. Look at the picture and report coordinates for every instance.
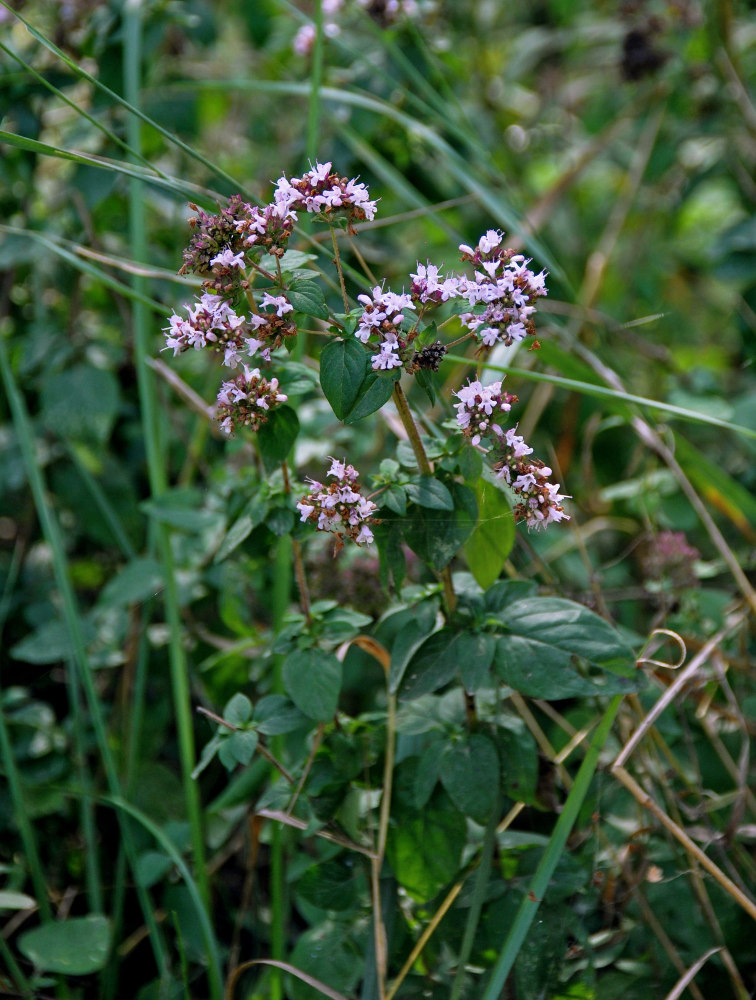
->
[454,379,518,446]
[293,23,316,54]
[274,163,378,227]
[355,286,416,353]
[372,342,403,370]
[261,292,294,317]
[410,262,461,304]
[492,426,569,530]
[210,248,246,269]
[216,366,288,435]
[234,202,296,257]
[297,459,378,549]
[163,294,248,365]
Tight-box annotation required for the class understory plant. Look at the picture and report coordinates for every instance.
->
[162,162,641,999]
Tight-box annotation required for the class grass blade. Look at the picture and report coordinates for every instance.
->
[0,334,171,979]
[123,0,210,918]
[481,695,623,1000]
[0,0,253,199]
[450,355,756,443]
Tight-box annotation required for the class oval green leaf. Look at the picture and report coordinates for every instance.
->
[18,915,112,975]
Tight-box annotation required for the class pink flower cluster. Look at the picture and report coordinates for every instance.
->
[234,201,297,259]
[216,366,288,436]
[352,229,547,375]
[274,161,378,229]
[409,229,548,349]
[355,287,417,371]
[163,293,249,368]
[493,428,569,531]
[163,293,295,369]
[297,458,378,548]
[293,0,422,56]
[453,379,518,446]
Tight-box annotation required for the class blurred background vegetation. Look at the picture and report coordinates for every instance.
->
[1,0,756,997]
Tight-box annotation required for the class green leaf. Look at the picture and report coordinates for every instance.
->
[320,338,368,420]
[18,915,111,975]
[219,730,259,769]
[266,506,296,537]
[494,635,637,699]
[100,557,164,607]
[41,365,120,444]
[134,851,174,890]
[403,482,478,570]
[140,491,224,533]
[288,922,363,1000]
[464,477,515,588]
[257,406,299,471]
[11,618,97,665]
[253,695,309,735]
[283,648,342,721]
[441,733,500,824]
[297,857,363,912]
[504,598,637,678]
[386,795,467,901]
[458,632,496,693]
[485,580,538,616]
[373,519,406,592]
[288,280,329,319]
[380,484,408,516]
[415,369,436,405]
[414,738,444,807]
[404,475,454,510]
[213,514,253,563]
[374,600,439,693]
[343,370,400,423]
[224,693,253,726]
[399,629,480,700]
[458,445,483,482]
[495,720,539,804]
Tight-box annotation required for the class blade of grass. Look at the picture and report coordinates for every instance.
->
[305,0,325,164]
[0,224,167,312]
[0,699,52,922]
[103,795,223,1000]
[0,0,253,199]
[337,124,462,243]
[0,334,171,980]
[481,694,623,1000]
[450,794,502,1000]
[158,79,567,284]
[0,37,170,182]
[0,544,51,918]
[66,445,137,560]
[0,129,228,205]
[123,0,210,916]
[449,355,756,443]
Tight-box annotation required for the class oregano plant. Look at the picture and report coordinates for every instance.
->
[162,162,640,999]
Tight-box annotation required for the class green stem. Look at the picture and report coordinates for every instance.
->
[330,226,349,312]
[371,691,397,1000]
[391,383,457,614]
[391,383,432,475]
[270,539,293,1000]
[0,930,32,995]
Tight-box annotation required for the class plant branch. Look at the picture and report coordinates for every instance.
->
[331,225,350,312]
